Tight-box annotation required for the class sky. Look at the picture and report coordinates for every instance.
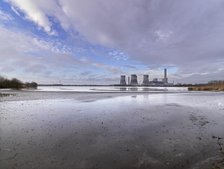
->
[0,0,224,84]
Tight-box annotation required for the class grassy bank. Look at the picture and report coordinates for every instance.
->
[188,84,224,91]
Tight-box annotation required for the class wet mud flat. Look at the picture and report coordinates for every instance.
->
[0,91,224,169]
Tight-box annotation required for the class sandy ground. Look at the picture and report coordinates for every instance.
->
[0,90,224,169]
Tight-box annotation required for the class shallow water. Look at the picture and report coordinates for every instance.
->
[0,91,224,169]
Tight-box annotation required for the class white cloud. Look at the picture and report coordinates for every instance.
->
[0,26,123,83]
[4,0,224,82]
[0,26,70,78]
[155,30,173,42]
[58,0,224,82]
[0,9,13,20]
[7,0,58,35]
[11,6,20,16]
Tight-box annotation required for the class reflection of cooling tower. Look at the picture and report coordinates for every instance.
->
[120,75,126,85]
[142,75,150,85]
[130,74,138,85]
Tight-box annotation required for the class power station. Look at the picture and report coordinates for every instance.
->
[119,68,173,86]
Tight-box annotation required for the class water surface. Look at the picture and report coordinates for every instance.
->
[0,90,224,169]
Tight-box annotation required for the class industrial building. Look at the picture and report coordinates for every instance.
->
[119,68,173,86]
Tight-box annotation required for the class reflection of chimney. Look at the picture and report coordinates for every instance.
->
[120,75,126,85]
[130,74,138,85]
[142,75,150,86]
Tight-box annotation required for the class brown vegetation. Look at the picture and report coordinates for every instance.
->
[188,84,224,91]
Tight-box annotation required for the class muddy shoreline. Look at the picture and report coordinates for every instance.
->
[0,91,224,169]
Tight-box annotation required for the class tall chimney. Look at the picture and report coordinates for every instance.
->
[164,68,167,79]
[163,68,168,84]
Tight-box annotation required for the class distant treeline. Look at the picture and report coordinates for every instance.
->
[0,76,37,89]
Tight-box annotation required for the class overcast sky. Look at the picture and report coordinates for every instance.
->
[0,0,224,84]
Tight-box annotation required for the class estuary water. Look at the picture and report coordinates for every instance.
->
[36,86,188,92]
[0,88,224,169]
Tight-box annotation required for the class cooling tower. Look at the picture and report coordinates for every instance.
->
[142,75,150,86]
[120,75,126,85]
[130,74,138,85]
